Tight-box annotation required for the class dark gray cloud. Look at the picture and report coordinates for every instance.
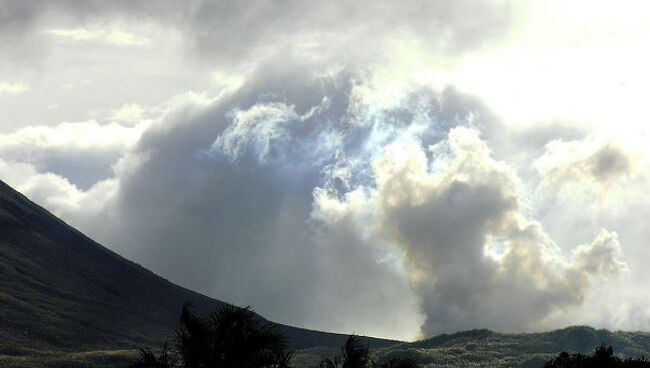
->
[589,145,631,181]
[64,66,433,338]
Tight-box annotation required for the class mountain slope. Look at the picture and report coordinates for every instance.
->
[376,326,650,368]
[0,179,397,354]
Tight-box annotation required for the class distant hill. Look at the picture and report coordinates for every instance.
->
[0,180,397,366]
[374,326,650,368]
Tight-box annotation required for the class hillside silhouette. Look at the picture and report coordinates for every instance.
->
[0,180,396,358]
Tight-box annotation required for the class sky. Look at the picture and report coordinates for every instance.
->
[1,0,649,341]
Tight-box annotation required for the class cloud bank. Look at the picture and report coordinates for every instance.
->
[2,0,649,341]
[1,0,510,67]
[0,66,632,339]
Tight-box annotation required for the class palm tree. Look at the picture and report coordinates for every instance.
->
[176,302,291,368]
[321,336,370,368]
[379,358,420,368]
[341,336,371,368]
[175,303,211,368]
[129,343,178,368]
[131,302,292,368]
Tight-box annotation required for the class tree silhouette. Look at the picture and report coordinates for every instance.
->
[544,345,650,368]
[378,358,421,368]
[129,302,292,368]
[129,343,177,368]
[320,335,420,368]
[321,336,370,368]
[341,335,370,368]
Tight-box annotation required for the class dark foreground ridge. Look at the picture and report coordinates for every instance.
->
[0,179,398,354]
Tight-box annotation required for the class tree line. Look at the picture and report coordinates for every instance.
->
[544,345,650,368]
[129,302,650,368]
[128,302,420,368]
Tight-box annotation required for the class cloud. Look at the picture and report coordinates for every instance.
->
[209,102,302,163]
[0,65,487,339]
[0,82,28,94]
[535,137,635,191]
[530,132,649,246]
[531,134,650,232]
[3,0,648,340]
[574,230,627,276]
[2,59,633,338]
[323,126,626,335]
[0,120,147,189]
[98,68,436,340]
[46,28,151,46]
[0,120,145,151]
[0,0,511,69]
[0,157,117,220]
[110,103,146,124]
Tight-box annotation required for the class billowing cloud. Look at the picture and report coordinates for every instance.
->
[1,60,637,339]
[311,123,628,336]
[2,0,650,342]
[370,128,625,334]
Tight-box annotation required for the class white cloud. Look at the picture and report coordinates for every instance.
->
[46,28,97,41]
[532,132,650,213]
[574,229,627,276]
[0,158,117,220]
[0,120,146,155]
[110,103,146,124]
[210,102,300,162]
[105,30,151,46]
[46,28,151,46]
[0,119,149,189]
[0,82,28,94]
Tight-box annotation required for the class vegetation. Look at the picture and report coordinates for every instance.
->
[320,335,420,368]
[321,336,371,368]
[130,344,178,368]
[129,303,293,368]
[544,345,650,368]
[130,316,422,368]
[374,326,650,368]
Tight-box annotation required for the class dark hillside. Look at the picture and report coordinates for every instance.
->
[0,179,397,353]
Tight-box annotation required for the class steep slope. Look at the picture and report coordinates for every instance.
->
[0,179,397,353]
